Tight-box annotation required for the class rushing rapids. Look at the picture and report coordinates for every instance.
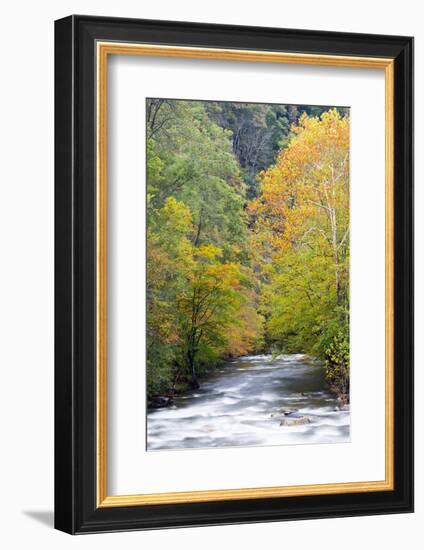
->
[147,354,350,451]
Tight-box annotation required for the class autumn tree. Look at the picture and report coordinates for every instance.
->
[249,109,350,400]
[146,99,350,403]
[146,99,263,397]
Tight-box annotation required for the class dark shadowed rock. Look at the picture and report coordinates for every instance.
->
[151,395,174,408]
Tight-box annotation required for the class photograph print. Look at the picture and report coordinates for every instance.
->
[146,98,350,451]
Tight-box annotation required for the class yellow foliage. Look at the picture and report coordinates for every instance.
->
[250,109,349,261]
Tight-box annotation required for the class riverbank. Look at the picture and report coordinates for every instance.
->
[148,360,227,409]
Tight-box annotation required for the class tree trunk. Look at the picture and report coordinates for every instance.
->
[187,349,200,389]
[328,204,341,301]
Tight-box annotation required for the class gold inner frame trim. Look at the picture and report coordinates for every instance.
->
[96,41,395,508]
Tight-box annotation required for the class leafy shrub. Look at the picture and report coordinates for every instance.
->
[324,330,350,403]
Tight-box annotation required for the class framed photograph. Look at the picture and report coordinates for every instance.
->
[54,15,413,534]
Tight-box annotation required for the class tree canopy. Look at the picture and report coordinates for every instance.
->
[146,99,350,402]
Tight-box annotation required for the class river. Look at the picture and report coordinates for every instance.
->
[147,354,350,451]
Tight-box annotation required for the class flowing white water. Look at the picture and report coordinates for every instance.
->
[147,354,350,451]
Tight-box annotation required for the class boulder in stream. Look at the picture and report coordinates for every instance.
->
[279,415,311,426]
[151,395,174,408]
[270,408,299,418]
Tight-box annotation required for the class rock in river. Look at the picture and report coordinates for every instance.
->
[279,415,311,426]
[151,395,174,408]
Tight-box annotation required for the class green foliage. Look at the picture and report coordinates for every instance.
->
[146,99,263,398]
[146,99,350,403]
[262,248,340,356]
[205,102,348,198]
[205,102,290,198]
[324,329,350,403]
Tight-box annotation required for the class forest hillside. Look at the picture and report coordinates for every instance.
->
[146,99,350,403]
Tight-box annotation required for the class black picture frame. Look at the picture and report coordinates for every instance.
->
[55,14,414,534]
